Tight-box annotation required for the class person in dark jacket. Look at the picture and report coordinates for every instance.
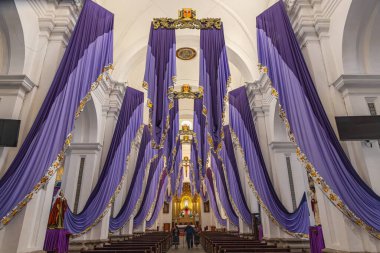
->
[172,224,180,249]
[184,223,195,249]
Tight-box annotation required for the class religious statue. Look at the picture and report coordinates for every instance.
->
[308,175,321,225]
[179,8,196,20]
[47,190,67,229]
[182,84,191,93]
[182,124,190,131]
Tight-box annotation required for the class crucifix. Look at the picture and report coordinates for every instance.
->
[183,156,190,177]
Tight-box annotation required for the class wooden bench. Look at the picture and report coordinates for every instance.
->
[201,232,291,253]
[82,232,171,253]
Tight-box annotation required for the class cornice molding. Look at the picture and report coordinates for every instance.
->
[287,0,342,46]
[68,142,102,152]
[0,75,37,93]
[332,74,380,96]
[246,74,273,113]
[28,0,80,45]
[269,141,297,153]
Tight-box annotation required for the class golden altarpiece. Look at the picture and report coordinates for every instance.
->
[172,183,201,226]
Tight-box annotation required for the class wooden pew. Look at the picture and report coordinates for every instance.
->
[201,232,291,253]
[82,232,171,253]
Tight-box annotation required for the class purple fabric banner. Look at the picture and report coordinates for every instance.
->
[200,25,231,151]
[146,173,168,228]
[229,86,309,236]
[193,98,209,177]
[211,154,239,225]
[64,88,144,234]
[109,126,157,232]
[171,138,182,195]
[221,126,252,226]
[257,1,380,235]
[43,229,70,253]
[191,141,201,193]
[309,225,325,253]
[176,168,183,197]
[165,99,179,174]
[143,25,176,149]
[134,155,165,227]
[205,169,227,227]
[0,0,113,227]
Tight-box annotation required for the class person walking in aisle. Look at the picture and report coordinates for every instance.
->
[184,223,195,249]
[172,224,180,249]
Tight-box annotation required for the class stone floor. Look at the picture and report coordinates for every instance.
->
[168,236,206,253]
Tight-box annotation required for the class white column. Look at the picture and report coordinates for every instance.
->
[0,174,57,253]
[0,75,36,175]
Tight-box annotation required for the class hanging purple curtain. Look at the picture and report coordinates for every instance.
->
[309,225,325,253]
[43,229,70,253]
[170,138,181,195]
[176,168,183,198]
[211,154,239,226]
[190,167,195,196]
[109,126,157,232]
[165,99,179,174]
[205,169,227,227]
[64,87,144,234]
[229,86,309,235]
[134,155,165,227]
[221,126,252,226]
[146,174,168,228]
[193,98,209,176]
[199,25,230,151]
[0,0,113,226]
[191,141,201,193]
[257,1,380,234]
[143,25,176,149]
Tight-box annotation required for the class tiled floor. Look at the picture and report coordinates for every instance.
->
[168,236,206,253]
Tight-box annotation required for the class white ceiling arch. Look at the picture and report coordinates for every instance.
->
[97,0,271,88]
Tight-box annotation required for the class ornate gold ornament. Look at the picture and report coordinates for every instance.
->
[153,8,221,30]
[181,135,192,144]
[176,47,197,61]
[171,84,203,100]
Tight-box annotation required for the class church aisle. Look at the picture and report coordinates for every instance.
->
[168,236,206,253]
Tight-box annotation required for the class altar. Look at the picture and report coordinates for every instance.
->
[172,183,201,226]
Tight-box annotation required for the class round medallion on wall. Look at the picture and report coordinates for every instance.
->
[176,47,197,60]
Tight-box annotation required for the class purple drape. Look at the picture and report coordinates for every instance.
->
[146,174,168,228]
[193,99,209,176]
[43,229,70,253]
[205,169,227,227]
[211,154,239,225]
[309,225,325,253]
[171,138,181,195]
[0,0,113,226]
[143,25,176,149]
[257,1,380,234]
[220,126,252,226]
[176,168,183,197]
[109,126,157,232]
[199,25,230,151]
[229,86,309,235]
[134,155,165,227]
[64,88,144,234]
[191,141,201,193]
[165,99,179,174]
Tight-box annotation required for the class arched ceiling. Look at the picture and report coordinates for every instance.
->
[96,0,271,87]
[95,0,272,169]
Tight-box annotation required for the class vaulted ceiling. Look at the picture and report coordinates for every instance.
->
[95,0,276,168]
